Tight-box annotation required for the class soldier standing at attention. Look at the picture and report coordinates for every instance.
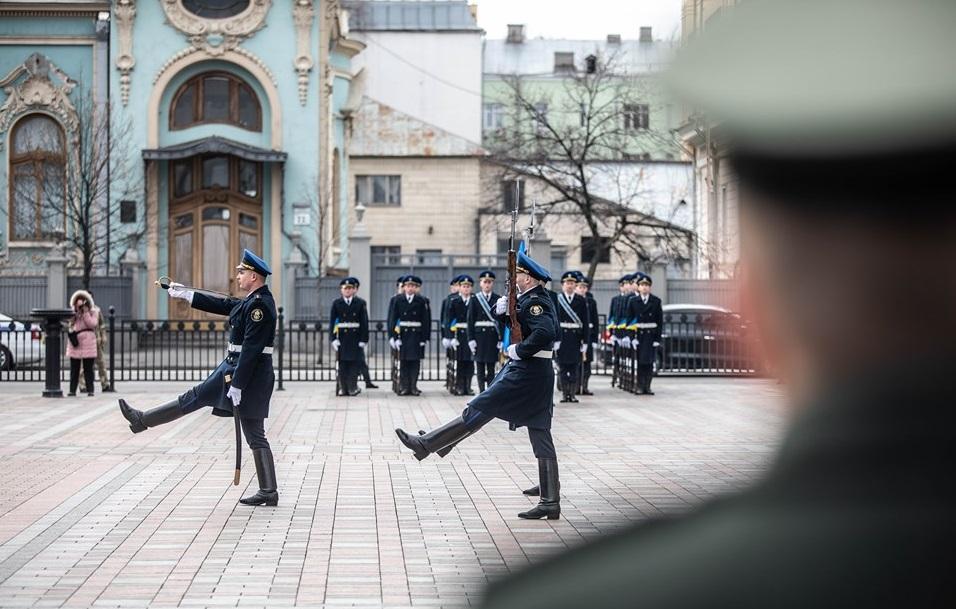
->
[395,252,563,520]
[554,271,589,403]
[575,273,599,396]
[625,272,663,395]
[388,275,431,396]
[441,275,463,395]
[468,270,502,392]
[607,274,630,387]
[330,277,370,397]
[445,275,476,395]
[118,249,279,507]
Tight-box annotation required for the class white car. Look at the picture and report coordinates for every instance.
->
[0,313,45,370]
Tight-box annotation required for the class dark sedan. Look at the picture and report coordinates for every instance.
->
[656,304,766,374]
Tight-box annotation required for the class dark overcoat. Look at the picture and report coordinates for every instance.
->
[626,293,663,365]
[330,296,369,361]
[554,291,590,365]
[468,285,557,430]
[387,294,431,360]
[447,295,474,362]
[188,286,276,419]
[468,291,502,363]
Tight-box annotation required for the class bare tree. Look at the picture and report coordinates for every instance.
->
[483,52,693,279]
[10,95,143,289]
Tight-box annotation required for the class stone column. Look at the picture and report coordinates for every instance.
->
[120,248,146,318]
[349,204,372,291]
[46,244,69,309]
[283,245,308,320]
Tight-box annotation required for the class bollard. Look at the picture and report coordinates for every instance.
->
[30,308,74,398]
[108,306,116,392]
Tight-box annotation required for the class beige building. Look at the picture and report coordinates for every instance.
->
[677,0,743,279]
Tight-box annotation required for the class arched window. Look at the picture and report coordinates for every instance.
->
[182,0,250,19]
[8,114,66,241]
[170,72,261,131]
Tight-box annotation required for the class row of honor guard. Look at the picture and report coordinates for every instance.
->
[607,271,663,395]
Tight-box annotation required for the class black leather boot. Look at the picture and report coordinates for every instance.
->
[119,398,182,434]
[523,485,539,496]
[239,447,279,506]
[519,459,560,520]
[395,416,470,461]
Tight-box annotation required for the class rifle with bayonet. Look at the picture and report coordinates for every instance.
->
[507,180,524,346]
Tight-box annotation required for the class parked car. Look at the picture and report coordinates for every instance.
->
[0,313,44,371]
[658,304,764,374]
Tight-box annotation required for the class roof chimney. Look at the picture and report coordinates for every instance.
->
[639,26,653,42]
[507,24,525,43]
[607,34,621,44]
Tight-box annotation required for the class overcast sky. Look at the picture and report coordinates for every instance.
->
[475,0,683,42]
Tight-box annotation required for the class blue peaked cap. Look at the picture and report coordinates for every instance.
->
[237,249,271,276]
[516,251,551,282]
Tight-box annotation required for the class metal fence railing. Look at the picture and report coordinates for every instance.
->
[1,308,768,387]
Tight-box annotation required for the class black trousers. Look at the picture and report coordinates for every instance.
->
[637,363,654,391]
[69,357,95,394]
[558,362,579,395]
[456,360,474,393]
[240,417,270,450]
[400,359,421,391]
[337,359,359,393]
[475,361,496,390]
[357,352,372,383]
[459,406,555,459]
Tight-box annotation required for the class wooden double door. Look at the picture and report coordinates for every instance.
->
[169,195,261,320]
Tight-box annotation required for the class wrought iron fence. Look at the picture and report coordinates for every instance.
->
[1,308,768,386]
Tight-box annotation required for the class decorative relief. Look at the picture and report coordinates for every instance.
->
[161,0,272,56]
[292,0,314,106]
[114,0,136,105]
[0,53,79,150]
[153,45,277,88]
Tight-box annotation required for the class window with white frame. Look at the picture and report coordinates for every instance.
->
[623,103,650,130]
[355,175,401,206]
[483,103,504,131]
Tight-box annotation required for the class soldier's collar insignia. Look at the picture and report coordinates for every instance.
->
[251,309,263,322]
[529,304,544,316]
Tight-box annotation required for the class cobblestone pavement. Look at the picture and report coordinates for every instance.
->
[0,377,785,609]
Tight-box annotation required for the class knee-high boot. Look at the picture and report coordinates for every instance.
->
[395,416,472,461]
[518,459,560,520]
[119,398,183,434]
[239,447,279,506]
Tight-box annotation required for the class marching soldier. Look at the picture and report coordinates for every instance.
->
[625,272,663,395]
[445,275,476,395]
[575,273,599,396]
[118,249,279,507]
[395,251,563,520]
[387,275,431,396]
[554,271,589,403]
[330,277,370,397]
[468,270,502,392]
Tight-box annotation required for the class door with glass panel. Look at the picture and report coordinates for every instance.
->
[168,154,262,320]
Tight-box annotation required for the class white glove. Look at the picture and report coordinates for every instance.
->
[494,298,507,314]
[496,341,503,350]
[359,342,367,349]
[621,337,632,349]
[611,335,619,346]
[652,341,660,348]
[633,340,640,349]
[419,342,425,347]
[553,341,561,351]
[592,342,599,351]
[580,343,588,353]
[506,344,521,360]
[451,338,460,348]
[167,282,194,303]
[226,385,242,407]
[331,339,340,351]
[442,338,452,349]
[468,340,478,352]
[394,338,402,348]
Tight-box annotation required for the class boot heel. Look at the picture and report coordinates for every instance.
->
[547,512,561,520]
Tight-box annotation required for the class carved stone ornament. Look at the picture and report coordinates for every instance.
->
[161,0,272,57]
[293,0,314,106]
[0,53,79,151]
[114,0,136,106]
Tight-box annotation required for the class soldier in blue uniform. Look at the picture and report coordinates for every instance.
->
[468,270,502,392]
[554,271,590,403]
[624,272,663,395]
[330,277,370,397]
[575,273,600,396]
[118,249,279,507]
[607,274,630,388]
[440,275,463,394]
[444,275,476,395]
[387,275,431,396]
[395,252,563,520]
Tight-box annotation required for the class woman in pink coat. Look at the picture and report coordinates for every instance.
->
[67,289,99,396]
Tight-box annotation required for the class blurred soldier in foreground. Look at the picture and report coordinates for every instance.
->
[481,0,956,606]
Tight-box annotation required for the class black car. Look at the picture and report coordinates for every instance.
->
[657,304,765,374]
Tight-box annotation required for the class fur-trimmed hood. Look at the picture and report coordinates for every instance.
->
[69,289,95,309]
